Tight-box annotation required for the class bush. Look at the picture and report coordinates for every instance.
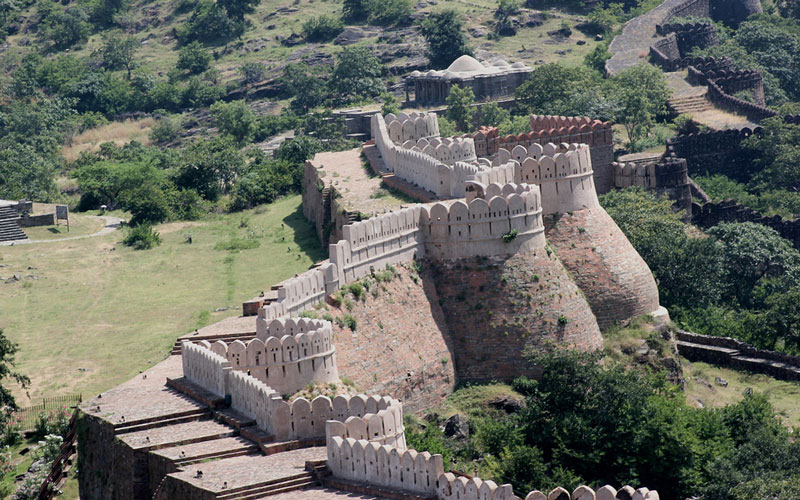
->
[33,407,70,439]
[40,7,90,49]
[149,116,179,144]
[177,42,212,74]
[239,62,267,85]
[179,0,242,44]
[210,100,256,144]
[301,15,344,42]
[122,223,162,250]
[366,0,412,26]
[420,9,473,68]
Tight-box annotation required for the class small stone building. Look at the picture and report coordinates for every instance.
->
[405,55,532,105]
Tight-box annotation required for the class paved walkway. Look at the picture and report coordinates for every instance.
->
[607,0,679,75]
[0,215,123,246]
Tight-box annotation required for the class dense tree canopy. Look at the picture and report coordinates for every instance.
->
[420,10,473,69]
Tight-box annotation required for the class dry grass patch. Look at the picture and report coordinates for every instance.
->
[62,118,156,162]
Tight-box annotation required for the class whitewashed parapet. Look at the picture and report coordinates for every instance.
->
[204,324,338,396]
[386,112,440,143]
[437,474,516,500]
[421,188,546,260]
[496,143,599,215]
[181,341,231,398]
[401,137,478,166]
[255,316,329,340]
[327,437,440,495]
[330,206,426,285]
[524,484,661,500]
[270,394,404,442]
[227,369,277,430]
[258,262,339,322]
[613,162,658,189]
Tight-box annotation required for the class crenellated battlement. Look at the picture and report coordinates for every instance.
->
[422,187,545,260]
[401,136,478,165]
[385,112,440,143]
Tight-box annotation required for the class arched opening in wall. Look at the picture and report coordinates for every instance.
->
[282,365,286,377]
[311,359,316,371]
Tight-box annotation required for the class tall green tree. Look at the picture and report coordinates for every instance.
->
[329,47,385,104]
[0,329,29,426]
[445,84,475,132]
[419,9,473,69]
[100,32,139,79]
[210,100,257,145]
[611,63,671,148]
[217,0,260,22]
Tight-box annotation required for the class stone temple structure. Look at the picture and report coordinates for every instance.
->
[405,55,532,105]
[77,110,666,500]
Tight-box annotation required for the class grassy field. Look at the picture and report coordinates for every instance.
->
[0,195,325,404]
[20,213,106,241]
[683,359,800,428]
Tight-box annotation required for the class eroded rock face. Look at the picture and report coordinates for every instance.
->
[432,250,602,384]
[544,208,661,330]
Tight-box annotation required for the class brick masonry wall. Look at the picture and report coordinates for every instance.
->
[330,264,455,414]
[544,209,661,330]
[431,250,602,383]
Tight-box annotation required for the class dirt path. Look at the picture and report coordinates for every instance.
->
[1,216,124,246]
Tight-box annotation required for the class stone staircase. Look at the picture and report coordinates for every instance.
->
[668,94,713,115]
[0,206,26,242]
[214,471,318,500]
[114,407,211,434]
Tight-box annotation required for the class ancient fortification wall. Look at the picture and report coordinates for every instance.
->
[665,127,761,179]
[400,137,477,166]
[614,158,692,215]
[385,112,439,143]
[692,200,800,249]
[543,209,661,329]
[181,342,231,398]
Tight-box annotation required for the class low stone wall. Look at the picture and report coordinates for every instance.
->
[692,200,800,249]
[181,342,231,398]
[676,330,800,380]
[614,158,692,216]
[19,213,55,227]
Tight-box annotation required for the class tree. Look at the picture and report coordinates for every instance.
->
[420,9,473,69]
[90,0,127,26]
[40,7,91,49]
[514,64,591,114]
[611,63,671,149]
[329,46,385,104]
[381,93,400,116]
[217,0,260,22]
[177,42,212,74]
[365,0,412,26]
[0,145,59,202]
[301,15,344,42]
[210,100,257,145]
[275,135,322,165]
[342,0,368,22]
[178,0,242,44]
[100,32,139,79]
[479,102,510,128]
[0,0,17,24]
[282,63,330,113]
[445,84,475,132]
[174,138,244,200]
[0,329,29,427]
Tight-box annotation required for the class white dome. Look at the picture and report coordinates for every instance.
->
[446,55,486,73]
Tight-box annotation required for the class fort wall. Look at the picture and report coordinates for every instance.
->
[614,158,692,215]
[496,142,600,215]
[400,137,478,166]
[181,342,231,398]
[386,112,440,143]
[665,127,761,180]
[692,200,800,249]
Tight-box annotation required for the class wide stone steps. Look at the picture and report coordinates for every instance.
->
[174,447,260,468]
[214,472,317,500]
[0,211,26,242]
[171,333,256,355]
[669,95,713,114]
[114,408,210,434]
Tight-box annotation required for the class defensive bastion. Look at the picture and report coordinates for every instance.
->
[77,110,665,500]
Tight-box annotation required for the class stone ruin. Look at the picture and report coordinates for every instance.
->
[405,55,532,105]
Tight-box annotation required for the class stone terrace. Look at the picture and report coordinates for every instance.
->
[311,148,413,217]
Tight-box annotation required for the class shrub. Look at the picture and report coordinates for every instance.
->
[149,116,179,144]
[420,9,473,68]
[177,42,212,74]
[122,223,162,250]
[301,15,344,42]
[366,0,412,26]
[210,100,256,144]
[343,314,357,331]
[40,7,91,49]
[348,282,364,299]
[239,62,267,85]
[179,0,242,44]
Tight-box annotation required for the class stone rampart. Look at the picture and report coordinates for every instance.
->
[386,112,440,143]
[258,263,339,321]
[687,65,775,121]
[614,158,692,215]
[664,127,761,179]
[330,206,427,284]
[202,325,338,395]
[180,341,231,398]
[676,330,800,381]
[401,137,478,166]
[692,200,800,249]
[422,188,546,260]
[494,143,600,215]
[326,429,660,500]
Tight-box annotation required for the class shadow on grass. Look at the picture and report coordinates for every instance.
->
[282,204,327,263]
